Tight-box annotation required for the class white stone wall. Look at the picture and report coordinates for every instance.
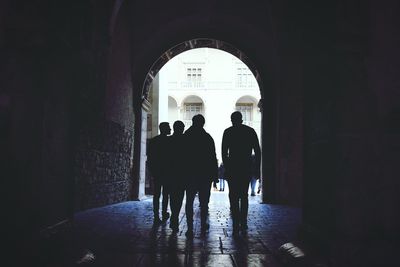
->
[155,48,261,161]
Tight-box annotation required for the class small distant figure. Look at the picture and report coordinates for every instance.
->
[147,122,171,225]
[184,114,218,237]
[213,160,220,191]
[218,162,225,191]
[168,120,186,232]
[222,111,261,235]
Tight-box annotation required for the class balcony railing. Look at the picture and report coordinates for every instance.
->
[168,81,257,90]
[181,81,205,88]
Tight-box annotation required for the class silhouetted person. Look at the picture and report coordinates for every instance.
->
[218,162,225,191]
[147,122,171,225]
[222,111,261,234]
[169,120,186,232]
[184,114,218,237]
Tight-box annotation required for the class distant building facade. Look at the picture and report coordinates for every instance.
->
[149,48,261,161]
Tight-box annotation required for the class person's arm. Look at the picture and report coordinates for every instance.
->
[209,135,218,182]
[221,130,232,180]
[221,130,229,166]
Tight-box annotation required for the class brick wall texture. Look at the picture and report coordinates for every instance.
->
[75,120,134,210]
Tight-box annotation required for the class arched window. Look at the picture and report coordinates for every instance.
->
[182,95,204,128]
[235,95,259,127]
[235,65,256,88]
[184,103,203,120]
[236,103,253,124]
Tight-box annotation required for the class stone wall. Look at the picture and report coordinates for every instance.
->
[75,120,134,210]
[72,0,136,211]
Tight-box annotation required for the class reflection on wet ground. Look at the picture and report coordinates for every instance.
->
[39,190,301,266]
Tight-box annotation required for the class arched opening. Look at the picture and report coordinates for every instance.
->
[168,96,178,126]
[181,95,204,129]
[137,42,265,201]
[235,95,262,137]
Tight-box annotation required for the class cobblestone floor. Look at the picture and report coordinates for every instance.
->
[40,189,301,267]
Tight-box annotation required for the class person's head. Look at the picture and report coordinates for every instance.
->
[231,111,243,126]
[192,114,205,128]
[173,120,185,135]
[159,122,171,135]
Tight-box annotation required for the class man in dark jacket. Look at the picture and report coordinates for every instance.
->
[147,122,171,225]
[169,120,186,232]
[222,111,261,234]
[184,114,218,237]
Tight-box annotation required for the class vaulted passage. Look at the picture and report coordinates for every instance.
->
[2,1,399,267]
[141,47,264,199]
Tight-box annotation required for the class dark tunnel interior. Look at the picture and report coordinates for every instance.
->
[1,1,399,266]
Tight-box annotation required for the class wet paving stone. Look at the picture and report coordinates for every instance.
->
[43,191,301,266]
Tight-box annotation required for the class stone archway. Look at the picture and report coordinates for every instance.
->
[134,39,275,202]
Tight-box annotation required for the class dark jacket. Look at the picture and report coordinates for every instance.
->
[169,133,186,184]
[147,134,170,182]
[184,126,218,186]
[221,124,261,180]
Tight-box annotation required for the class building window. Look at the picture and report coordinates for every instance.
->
[236,67,254,88]
[184,103,203,120]
[186,68,203,87]
[236,103,253,126]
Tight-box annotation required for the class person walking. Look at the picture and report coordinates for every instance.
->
[218,162,225,191]
[184,114,218,237]
[222,111,261,234]
[147,122,171,225]
[168,120,186,232]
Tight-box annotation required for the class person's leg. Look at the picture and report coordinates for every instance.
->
[250,177,256,196]
[239,179,250,230]
[222,179,225,191]
[153,179,162,223]
[171,186,185,231]
[228,180,234,211]
[169,188,179,230]
[161,183,170,220]
[198,182,211,231]
[185,187,196,236]
[228,180,240,233]
[169,190,176,226]
[206,181,212,204]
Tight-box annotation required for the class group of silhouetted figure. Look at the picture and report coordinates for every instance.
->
[147,111,261,237]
